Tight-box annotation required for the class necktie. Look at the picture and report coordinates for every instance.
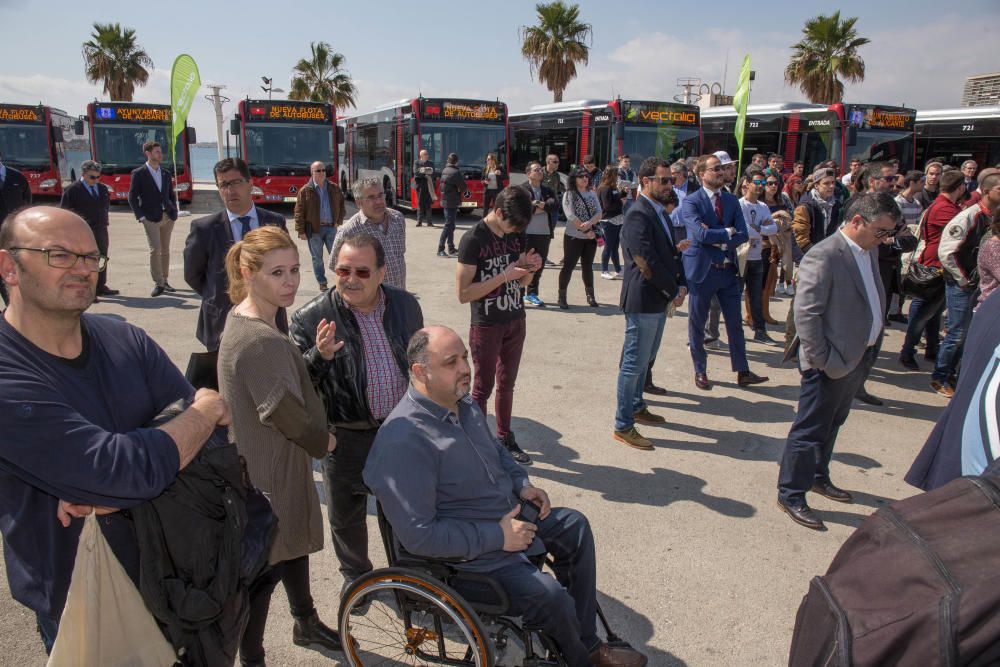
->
[713,192,723,222]
[89,184,99,199]
[238,215,252,240]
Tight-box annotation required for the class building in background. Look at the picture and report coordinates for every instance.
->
[962,73,1000,107]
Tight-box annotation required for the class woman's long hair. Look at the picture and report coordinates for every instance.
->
[225,226,297,303]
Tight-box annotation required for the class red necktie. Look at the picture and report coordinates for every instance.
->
[713,192,723,222]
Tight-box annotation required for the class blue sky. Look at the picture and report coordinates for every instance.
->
[1,0,997,142]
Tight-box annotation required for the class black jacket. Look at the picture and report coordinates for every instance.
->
[619,195,685,313]
[518,182,559,224]
[183,207,288,351]
[127,164,177,222]
[289,285,423,427]
[59,180,110,228]
[0,165,31,224]
[439,164,467,209]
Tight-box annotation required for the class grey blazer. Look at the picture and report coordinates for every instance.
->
[792,231,886,379]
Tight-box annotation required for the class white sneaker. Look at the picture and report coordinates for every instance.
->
[776,284,786,296]
[613,271,623,280]
[601,271,614,280]
[786,284,795,296]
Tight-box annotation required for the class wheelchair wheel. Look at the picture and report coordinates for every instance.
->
[339,567,495,667]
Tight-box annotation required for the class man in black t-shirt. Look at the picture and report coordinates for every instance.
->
[456,186,541,463]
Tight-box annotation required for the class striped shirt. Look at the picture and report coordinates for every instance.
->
[350,290,408,421]
[333,208,407,289]
[895,193,923,230]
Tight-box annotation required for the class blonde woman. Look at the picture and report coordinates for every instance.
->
[217,226,344,665]
[482,153,502,211]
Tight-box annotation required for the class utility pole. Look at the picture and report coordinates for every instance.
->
[204,84,230,161]
[261,77,284,101]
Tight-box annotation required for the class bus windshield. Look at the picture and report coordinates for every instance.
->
[0,125,50,171]
[244,123,333,176]
[621,125,700,166]
[845,129,913,167]
[93,125,186,174]
[420,122,506,178]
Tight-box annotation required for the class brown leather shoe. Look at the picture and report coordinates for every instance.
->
[695,372,712,390]
[737,370,769,386]
[811,481,853,503]
[776,499,826,531]
[588,642,648,667]
[633,407,665,424]
[613,427,654,451]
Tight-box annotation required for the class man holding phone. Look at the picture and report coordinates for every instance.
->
[365,326,647,667]
[519,161,559,307]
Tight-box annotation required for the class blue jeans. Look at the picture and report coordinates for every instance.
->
[744,259,765,333]
[307,225,336,286]
[439,208,458,252]
[932,283,977,382]
[901,292,944,359]
[615,312,667,431]
[600,221,622,273]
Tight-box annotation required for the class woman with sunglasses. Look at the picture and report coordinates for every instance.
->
[765,175,798,299]
[559,167,603,308]
[217,227,343,664]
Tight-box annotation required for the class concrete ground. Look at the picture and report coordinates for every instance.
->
[0,188,947,666]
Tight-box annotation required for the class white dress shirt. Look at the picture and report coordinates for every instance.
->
[146,163,163,191]
[841,230,882,346]
[227,206,259,241]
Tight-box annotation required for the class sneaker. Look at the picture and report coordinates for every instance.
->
[930,380,955,398]
[776,284,786,296]
[753,331,780,346]
[613,427,653,451]
[524,293,545,307]
[437,250,448,257]
[601,271,614,280]
[785,284,795,296]
[613,271,623,280]
[503,432,532,465]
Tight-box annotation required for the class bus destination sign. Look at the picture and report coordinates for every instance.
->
[847,106,915,131]
[0,105,43,123]
[422,100,505,122]
[93,104,171,123]
[623,102,698,126]
[246,102,330,123]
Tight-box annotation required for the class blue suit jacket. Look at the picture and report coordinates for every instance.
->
[127,165,177,222]
[679,188,748,285]
[619,196,685,313]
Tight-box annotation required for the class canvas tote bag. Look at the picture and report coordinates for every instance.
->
[47,514,176,667]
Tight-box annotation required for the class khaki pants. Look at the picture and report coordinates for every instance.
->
[141,218,175,286]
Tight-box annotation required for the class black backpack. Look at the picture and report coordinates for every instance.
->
[788,471,1000,666]
[131,402,276,667]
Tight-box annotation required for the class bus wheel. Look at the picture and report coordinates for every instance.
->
[383,180,395,209]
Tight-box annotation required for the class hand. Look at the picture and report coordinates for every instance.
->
[673,286,688,307]
[524,249,543,272]
[504,265,530,282]
[194,388,231,427]
[519,485,551,520]
[298,232,307,241]
[316,318,344,361]
[500,505,537,552]
[327,433,337,453]
[677,239,692,252]
[57,500,116,528]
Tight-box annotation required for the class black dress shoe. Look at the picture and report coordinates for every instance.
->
[888,313,908,324]
[737,370,768,386]
[97,287,120,296]
[811,481,853,503]
[162,282,177,293]
[292,612,343,652]
[150,285,165,297]
[776,499,826,530]
[695,372,712,390]
[643,382,668,395]
[899,353,919,372]
[855,388,884,406]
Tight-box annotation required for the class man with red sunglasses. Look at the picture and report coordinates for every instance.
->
[289,233,424,606]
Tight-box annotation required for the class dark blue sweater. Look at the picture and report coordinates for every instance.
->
[0,313,189,618]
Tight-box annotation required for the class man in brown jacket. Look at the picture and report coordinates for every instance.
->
[295,161,346,290]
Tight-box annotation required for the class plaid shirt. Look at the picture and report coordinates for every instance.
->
[333,208,407,289]
[349,290,408,421]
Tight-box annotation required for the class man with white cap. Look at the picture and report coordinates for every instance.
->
[713,151,737,193]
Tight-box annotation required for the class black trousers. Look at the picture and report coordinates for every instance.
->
[322,427,377,580]
[93,224,109,292]
[558,236,597,293]
[879,259,902,316]
[417,186,432,223]
[526,233,551,296]
[241,555,315,662]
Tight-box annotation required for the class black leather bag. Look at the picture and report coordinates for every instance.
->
[902,261,945,301]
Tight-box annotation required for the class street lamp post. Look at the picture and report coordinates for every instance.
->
[260,77,284,100]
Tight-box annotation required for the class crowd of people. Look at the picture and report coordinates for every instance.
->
[0,138,999,665]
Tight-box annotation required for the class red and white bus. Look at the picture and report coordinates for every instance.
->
[341,97,509,211]
[701,102,916,174]
[229,99,339,205]
[0,103,77,197]
[85,101,195,203]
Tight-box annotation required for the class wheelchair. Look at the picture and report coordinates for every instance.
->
[337,503,635,666]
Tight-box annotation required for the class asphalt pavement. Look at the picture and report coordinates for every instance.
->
[0,187,948,666]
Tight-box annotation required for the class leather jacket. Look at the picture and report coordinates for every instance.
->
[289,285,424,428]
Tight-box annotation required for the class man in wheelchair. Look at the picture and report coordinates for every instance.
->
[363,326,647,667]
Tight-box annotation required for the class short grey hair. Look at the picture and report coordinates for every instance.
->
[843,192,902,226]
[961,160,978,170]
[81,160,101,173]
[351,177,381,200]
[406,329,431,373]
[670,159,687,173]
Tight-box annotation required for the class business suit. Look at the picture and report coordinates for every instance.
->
[679,187,750,375]
[60,179,112,293]
[614,195,685,434]
[183,206,288,352]
[777,231,886,509]
[128,164,178,288]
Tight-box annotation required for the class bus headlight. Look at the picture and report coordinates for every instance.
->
[175,183,191,192]
[40,179,57,188]
[251,186,264,196]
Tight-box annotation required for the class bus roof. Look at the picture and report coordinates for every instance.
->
[512,99,614,116]
[701,102,828,118]
[916,106,1000,122]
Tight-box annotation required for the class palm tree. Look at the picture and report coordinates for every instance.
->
[519,1,592,103]
[81,23,153,101]
[784,11,870,104]
[289,42,358,110]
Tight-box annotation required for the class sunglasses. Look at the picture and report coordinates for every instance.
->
[752,179,767,186]
[706,165,724,173]
[334,266,373,279]
[645,175,672,185]
[766,181,778,186]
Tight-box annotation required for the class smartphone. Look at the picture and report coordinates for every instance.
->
[515,499,541,524]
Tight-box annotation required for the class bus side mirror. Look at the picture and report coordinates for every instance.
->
[409,118,418,135]
[230,119,240,136]
[336,125,345,144]
[615,121,625,141]
[186,127,197,144]
[846,127,858,147]
[73,120,84,136]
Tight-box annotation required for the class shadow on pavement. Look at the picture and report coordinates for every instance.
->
[596,591,690,666]
[100,295,198,310]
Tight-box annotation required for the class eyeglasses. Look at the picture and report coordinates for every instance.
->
[9,247,108,272]
[360,193,385,202]
[765,181,779,186]
[218,178,249,190]
[333,266,372,279]
[312,169,326,173]
[705,165,724,173]
[84,174,101,181]
[753,179,767,186]
[645,176,672,185]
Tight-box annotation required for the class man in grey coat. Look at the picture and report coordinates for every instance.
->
[776,192,899,531]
